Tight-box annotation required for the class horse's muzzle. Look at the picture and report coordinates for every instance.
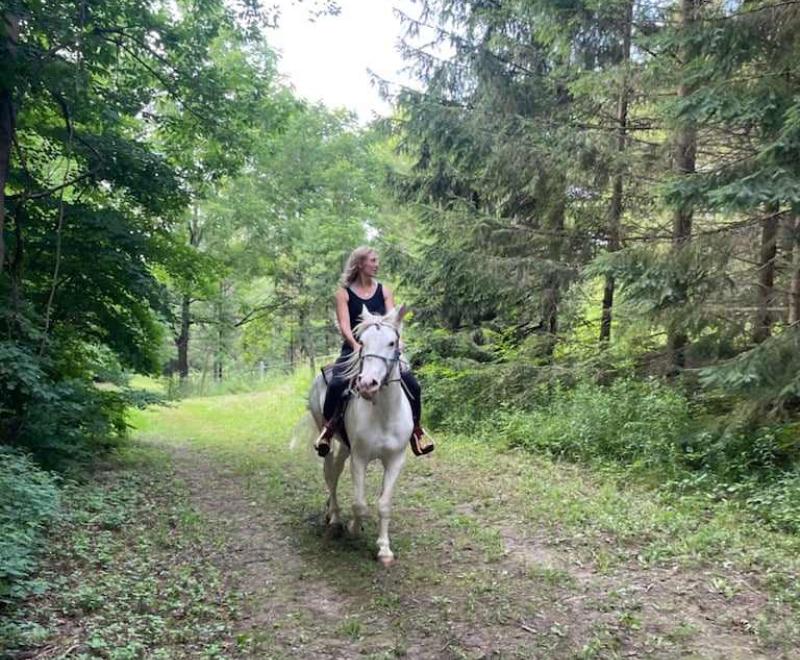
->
[356,376,380,398]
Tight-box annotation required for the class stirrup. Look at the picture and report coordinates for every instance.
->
[410,427,434,456]
[314,424,334,457]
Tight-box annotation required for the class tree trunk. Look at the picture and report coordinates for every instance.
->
[753,208,779,343]
[667,0,699,373]
[0,13,19,274]
[542,190,565,359]
[789,216,800,326]
[288,327,296,370]
[299,309,316,374]
[176,293,190,379]
[599,0,633,345]
[213,279,225,382]
[174,205,202,380]
[8,200,24,321]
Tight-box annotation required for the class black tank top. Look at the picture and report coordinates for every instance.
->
[344,282,386,345]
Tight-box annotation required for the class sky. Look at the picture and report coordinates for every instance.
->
[265,0,424,123]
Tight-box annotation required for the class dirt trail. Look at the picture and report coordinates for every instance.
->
[168,445,374,658]
[164,439,796,659]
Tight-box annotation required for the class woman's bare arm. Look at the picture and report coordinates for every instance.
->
[383,284,396,312]
[335,288,360,351]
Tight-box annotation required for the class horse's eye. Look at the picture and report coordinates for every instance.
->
[389,341,395,347]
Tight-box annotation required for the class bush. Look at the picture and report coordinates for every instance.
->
[498,378,693,475]
[419,360,562,432]
[0,448,60,599]
[2,339,165,469]
[683,422,800,479]
[741,473,800,534]
[425,361,800,533]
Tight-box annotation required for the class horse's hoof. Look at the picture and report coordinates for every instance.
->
[324,522,344,539]
[378,555,396,567]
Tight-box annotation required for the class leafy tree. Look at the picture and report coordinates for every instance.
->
[0,0,279,456]
[184,104,387,376]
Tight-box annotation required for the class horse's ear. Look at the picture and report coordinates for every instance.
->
[360,304,375,323]
[389,304,407,328]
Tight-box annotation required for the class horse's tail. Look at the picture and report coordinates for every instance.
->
[307,372,326,427]
[289,410,321,455]
[290,373,327,455]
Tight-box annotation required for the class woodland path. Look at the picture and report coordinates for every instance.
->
[6,379,798,658]
[132,380,798,659]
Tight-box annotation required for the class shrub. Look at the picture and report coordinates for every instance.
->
[741,473,800,534]
[419,360,559,432]
[0,448,60,598]
[2,339,164,468]
[499,378,693,475]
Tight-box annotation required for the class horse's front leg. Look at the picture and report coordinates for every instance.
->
[347,455,369,536]
[324,443,348,526]
[376,451,406,566]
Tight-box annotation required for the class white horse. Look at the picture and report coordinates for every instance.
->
[308,305,413,566]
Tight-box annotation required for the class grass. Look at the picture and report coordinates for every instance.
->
[0,444,252,658]
[7,371,800,657]
[132,372,800,654]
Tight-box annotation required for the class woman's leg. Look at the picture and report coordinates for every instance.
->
[323,374,349,421]
[400,370,433,455]
[315,355,351,457]
[400,370,421,423]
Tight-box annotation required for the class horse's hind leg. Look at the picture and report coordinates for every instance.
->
[324,443,348,526]
[376,451,406,566]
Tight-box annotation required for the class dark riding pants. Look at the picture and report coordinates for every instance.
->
[323,351,421,423]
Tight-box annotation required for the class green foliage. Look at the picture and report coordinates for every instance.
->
[500,379,693,474]
[0,448,60,598]
[2,0,282,473]
[0,446,248,657]
[699,327,800,414]
[1,335,164,467]
[393,0,800,403]
[187,105,389,373]
[419,359,553,432]
[424,358,800,532]
[741,472,800,534]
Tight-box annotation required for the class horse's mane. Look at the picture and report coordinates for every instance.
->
[352,315,384,339]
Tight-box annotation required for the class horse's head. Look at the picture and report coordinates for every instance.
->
[353,305,407,398]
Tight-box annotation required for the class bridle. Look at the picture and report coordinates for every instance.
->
[354,324,404,390]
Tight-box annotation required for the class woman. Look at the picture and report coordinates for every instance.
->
[315,246,434,457]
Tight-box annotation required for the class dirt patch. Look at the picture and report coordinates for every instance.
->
[166,445,366,658]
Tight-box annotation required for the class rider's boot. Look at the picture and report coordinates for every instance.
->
[314,419,337,457]
[410,424,434,456]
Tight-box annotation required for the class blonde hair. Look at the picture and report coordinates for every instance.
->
[339,246,377,287]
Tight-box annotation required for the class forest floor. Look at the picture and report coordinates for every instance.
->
[3,374,800,658]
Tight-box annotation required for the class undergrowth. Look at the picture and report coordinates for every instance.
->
[420,361,800,534]
[0,445,246,658]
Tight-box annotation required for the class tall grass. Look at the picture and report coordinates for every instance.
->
[422,363,800,533]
